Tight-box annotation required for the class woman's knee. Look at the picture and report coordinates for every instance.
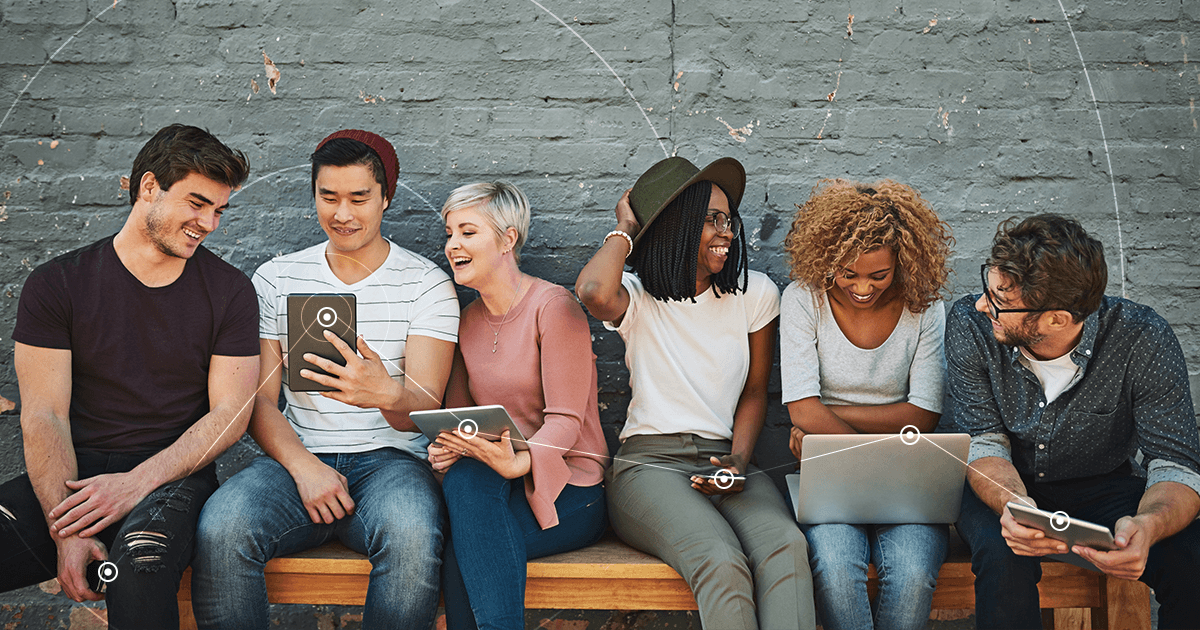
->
[442,457,504,496]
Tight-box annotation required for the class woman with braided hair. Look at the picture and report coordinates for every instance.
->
[576,157,816,630]
[780,178,953,630]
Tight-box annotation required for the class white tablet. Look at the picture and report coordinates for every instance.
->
[1007,502,1117,551]
[410,405,530,451]
[1007,501,1117,572]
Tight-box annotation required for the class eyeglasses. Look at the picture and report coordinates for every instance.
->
[980,264,1050,320]
[706,211,741,238]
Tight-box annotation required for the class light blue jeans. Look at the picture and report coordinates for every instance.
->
[799,523,946,630]
[191,449,445,630]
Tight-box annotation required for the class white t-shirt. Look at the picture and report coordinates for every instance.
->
[1019,346,1082,405]
[605,271,781,441]
[780,283,945,413]
[252,239,459,457]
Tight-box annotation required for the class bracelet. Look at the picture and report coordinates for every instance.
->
[604,230,634,259]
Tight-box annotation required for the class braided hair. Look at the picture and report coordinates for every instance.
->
[630,180,748,302]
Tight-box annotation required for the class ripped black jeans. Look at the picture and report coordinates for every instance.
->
[0,450,218,630]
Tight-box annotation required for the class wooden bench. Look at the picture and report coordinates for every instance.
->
[176,534,1151,629]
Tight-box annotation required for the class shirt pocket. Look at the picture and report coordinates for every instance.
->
[1058,408,1133,474]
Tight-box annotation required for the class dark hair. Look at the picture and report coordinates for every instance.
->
[129,124,249,206]
[310,138,390,208]
[629,180,748,302]
[988,214,1106,322]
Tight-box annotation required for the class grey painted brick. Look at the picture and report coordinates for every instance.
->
[1,0,87,26]
[1122,107,1197,137]
[4,137,93,170]
[488,107,581,139]
[56,106,142,136]
[1080,0,1181,23]
[530,142,632,176]
[86,0,176,25]
[1144,31,1192,63]
[1092,69,1190,104]
[176,0,264,29]
[53,173,127,207]
[675,0,811,26]
[0,32,48,65]
[1073,31,1146,63]
[1107,145,1187,181]
[0,103,54,136]
[43,27,137,64]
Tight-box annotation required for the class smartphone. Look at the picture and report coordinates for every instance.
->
[85,561,105,594]
[287,294,357,392]
[695,470,746,488]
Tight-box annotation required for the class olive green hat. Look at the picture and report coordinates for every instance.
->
[628,156,746,249]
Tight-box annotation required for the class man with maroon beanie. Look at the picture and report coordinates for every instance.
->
[191,130,458,630]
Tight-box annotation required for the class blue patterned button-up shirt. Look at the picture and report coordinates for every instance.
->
[945,295,1200,497]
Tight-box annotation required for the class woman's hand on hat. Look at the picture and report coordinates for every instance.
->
[615,189,641,239]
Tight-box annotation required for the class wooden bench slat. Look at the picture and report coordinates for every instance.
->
[178,535,1151,630]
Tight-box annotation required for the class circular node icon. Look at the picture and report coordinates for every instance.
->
[900,425,921,445]
[1051,511,1071,532]
[98,561,119,584]
[713,468,736,490]
[457,418,479,440]
[317,307,338,328]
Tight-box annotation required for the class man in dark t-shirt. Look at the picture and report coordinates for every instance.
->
[0,124,259,629]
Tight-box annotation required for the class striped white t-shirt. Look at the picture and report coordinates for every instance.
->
[252,239,459,457]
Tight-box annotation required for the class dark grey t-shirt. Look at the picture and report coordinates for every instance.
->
[13,235,259,454]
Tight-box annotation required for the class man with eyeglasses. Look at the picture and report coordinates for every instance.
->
[945,214,1200,629]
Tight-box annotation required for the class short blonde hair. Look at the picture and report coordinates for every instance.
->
[440,181,531,265]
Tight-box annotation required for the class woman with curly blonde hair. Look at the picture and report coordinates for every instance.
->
[780,179,952,630]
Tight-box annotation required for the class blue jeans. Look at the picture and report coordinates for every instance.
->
[440,458,607,630]
[0,451,217,630]
[191,449,445,630]
[956,465,1200,629]
[799,523,946,630]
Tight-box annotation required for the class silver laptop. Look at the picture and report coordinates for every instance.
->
[786,433,970,524]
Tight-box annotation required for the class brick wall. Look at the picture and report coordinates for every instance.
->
[1,0,1196,627]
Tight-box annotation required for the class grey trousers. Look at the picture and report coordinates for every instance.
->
[606,434,816,630]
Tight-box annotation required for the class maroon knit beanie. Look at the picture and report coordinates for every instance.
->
[315,129,399,201]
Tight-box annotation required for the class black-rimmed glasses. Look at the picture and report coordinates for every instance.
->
[980,264,1050,320]
[707,211,741,239]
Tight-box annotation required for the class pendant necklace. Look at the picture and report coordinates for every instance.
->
[487,276,525,353]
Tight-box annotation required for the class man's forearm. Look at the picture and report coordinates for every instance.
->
[248,394,321,472]
[380,380,442,432]
[22,411,79,526]
[130,399,253,491]
[1136,481,1200,545]
[968,456,1030,514]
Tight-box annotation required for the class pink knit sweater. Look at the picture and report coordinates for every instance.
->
[446,277,608,529]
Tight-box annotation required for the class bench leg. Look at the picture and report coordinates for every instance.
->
[179,598,198,630]
[1090,575,1151,630]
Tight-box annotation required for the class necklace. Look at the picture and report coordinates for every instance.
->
[486,276,525,353]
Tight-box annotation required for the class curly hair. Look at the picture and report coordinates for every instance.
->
[782,178,952,313]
